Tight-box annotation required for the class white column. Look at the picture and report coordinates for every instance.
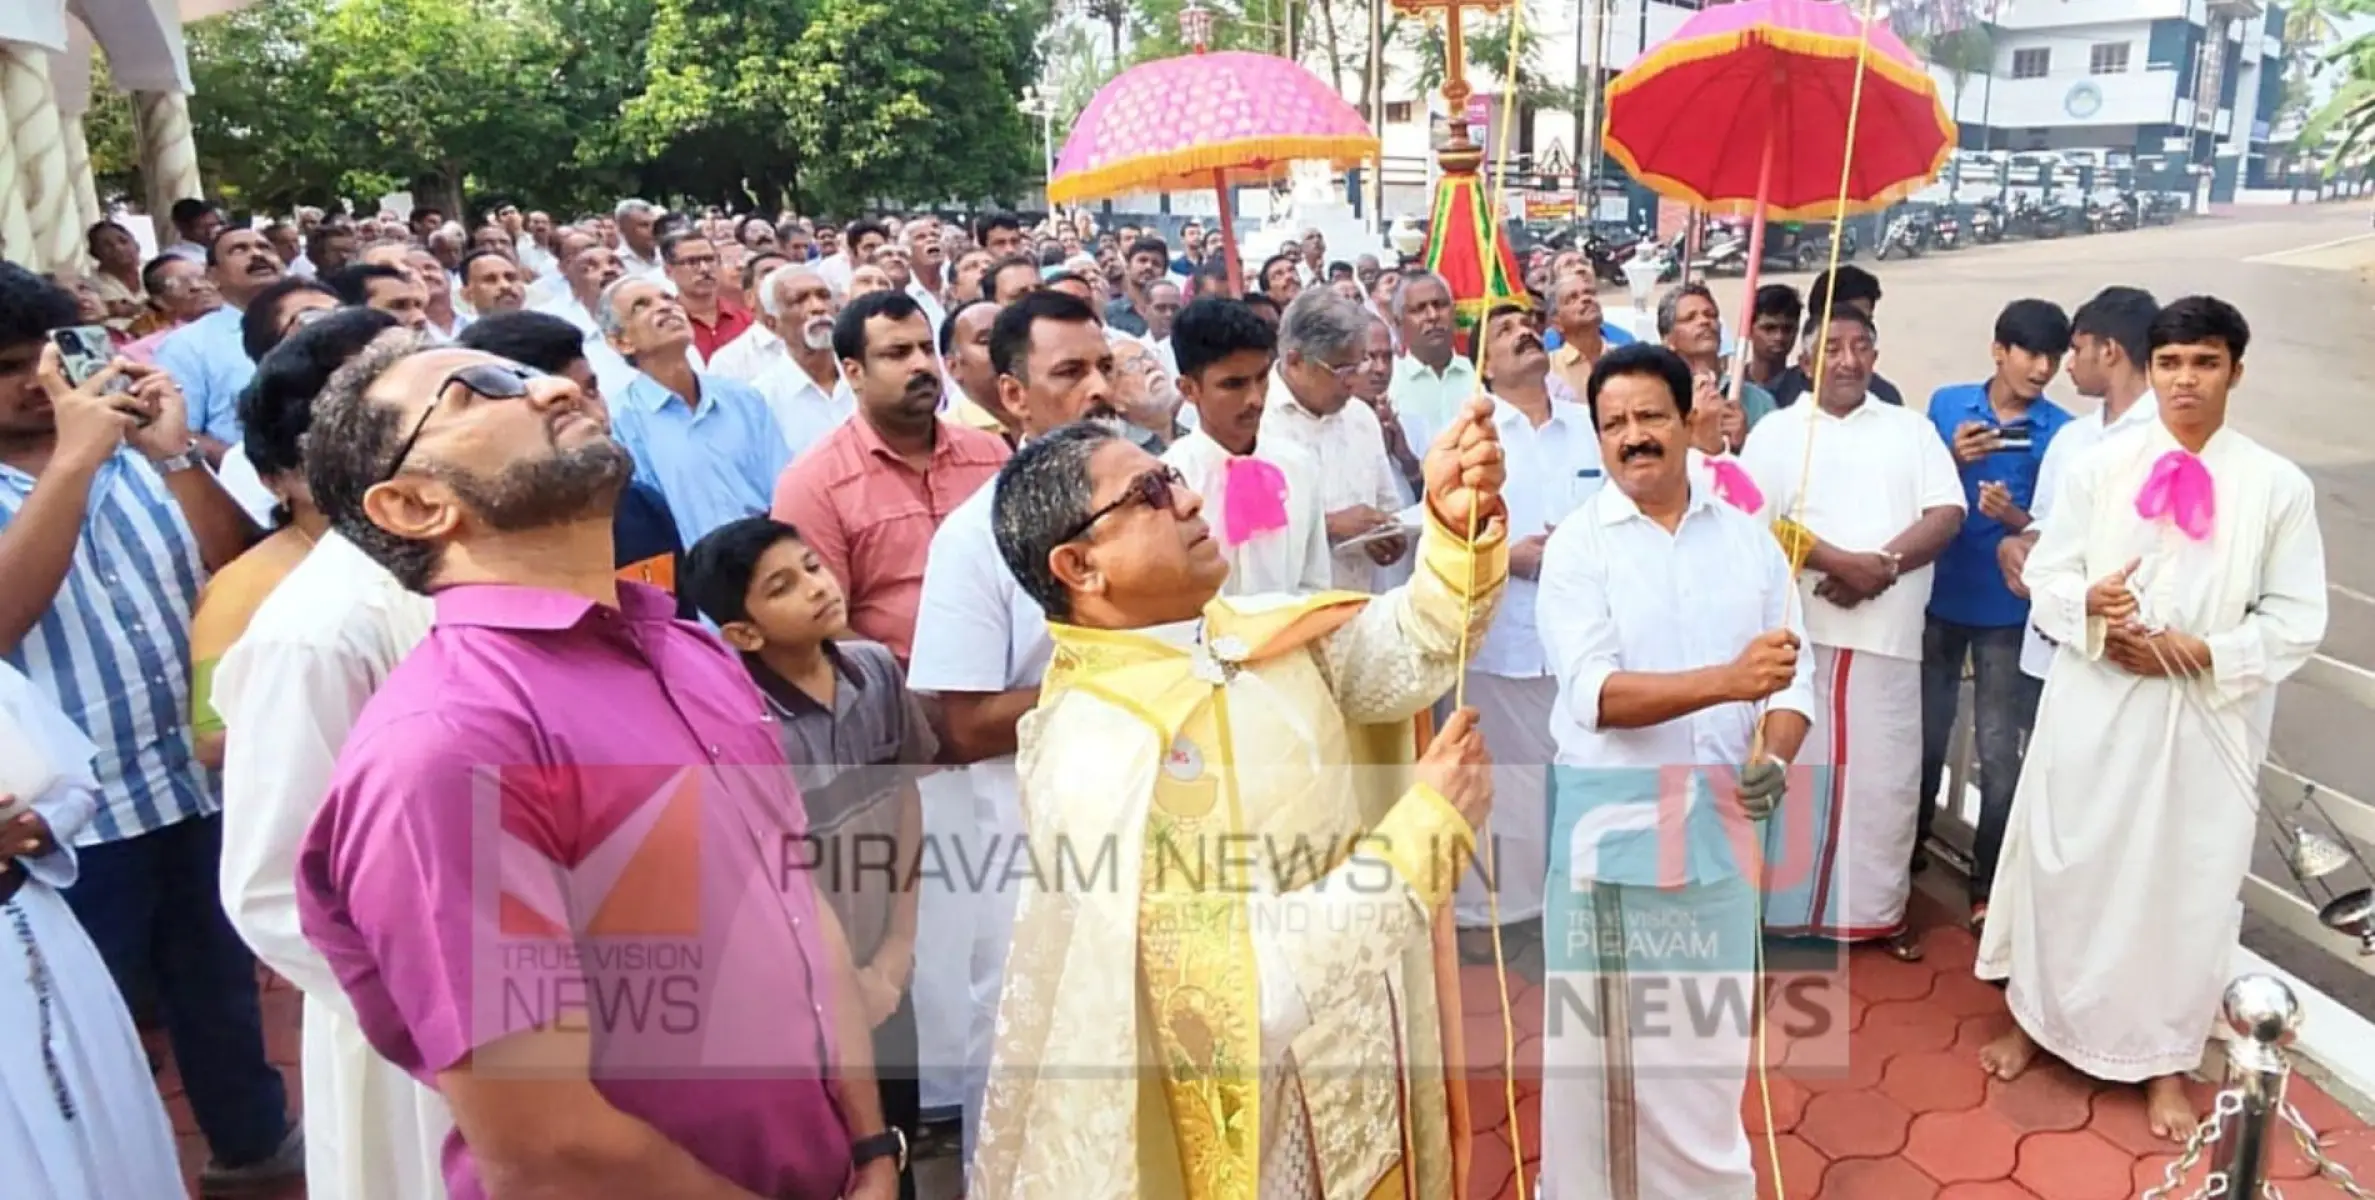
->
[131,88,203,231]
[63,112,99,234]
[0,45,35,269]
[0,39,78,272]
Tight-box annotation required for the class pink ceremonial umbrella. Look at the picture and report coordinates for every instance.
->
[1048,48,1379,295]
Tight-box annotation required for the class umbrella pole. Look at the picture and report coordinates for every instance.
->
[1213,169,1245,297]
[1727,120,1778,435]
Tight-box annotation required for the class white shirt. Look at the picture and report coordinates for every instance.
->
[1160,430,1334,597]
[817,252,855,296]
[1738,394,1966,661]
[905,281,947,335]
[213,443,280,527]
[214,531,448,1200]
[1536,481,1816,884]
[1474,393,1606,677]
[708,321,789,384]
[908,484,1053,833]
[1258,372,1405,592]
[2019,389,2160,678]
[619,245,666,282]
[749,357,855,460]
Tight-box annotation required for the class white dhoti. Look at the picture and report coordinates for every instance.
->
[1455,671,1558,927]
[960,760,1026,1162]
[1760,646,1922,941]
[1,885,184,1200]
[1540,874,1759,1200]
[912,768,979,1116]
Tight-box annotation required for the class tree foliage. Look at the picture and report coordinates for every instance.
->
[178,0,1044,218]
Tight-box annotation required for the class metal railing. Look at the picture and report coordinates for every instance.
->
[1928,647,2375,979]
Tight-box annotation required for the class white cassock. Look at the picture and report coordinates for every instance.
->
[1977,420,2326,1081]
[1454,393,1604,928]
[1739,396,1964,940]
[215,532,450,1199]
[1160,430,1334,597]
[0,662,183,1200]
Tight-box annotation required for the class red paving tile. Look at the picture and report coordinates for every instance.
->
[156,926,2375,1200]
[1449,904,2375,1199]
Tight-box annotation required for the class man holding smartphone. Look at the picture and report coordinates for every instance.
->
[1916,299,2074,923]
[0,264,297,1194]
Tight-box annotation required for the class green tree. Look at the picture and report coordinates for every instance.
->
[2301,22,2375,172]
[621,0,1043,214]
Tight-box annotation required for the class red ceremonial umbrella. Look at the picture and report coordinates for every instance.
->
[1603,0,1953,395]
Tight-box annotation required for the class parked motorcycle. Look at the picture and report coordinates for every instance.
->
[2141,192,2183,225]
[1932,210,1964,250]
[1875,211,1930,260]
[1968,200,2005,244]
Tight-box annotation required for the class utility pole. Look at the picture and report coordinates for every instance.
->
[1371,0,1387,226]
[1580,0,1608,224]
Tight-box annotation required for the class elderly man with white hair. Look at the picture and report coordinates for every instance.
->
[1261,288,1413,592]
[614,198,667,280]
[744,263,857,458]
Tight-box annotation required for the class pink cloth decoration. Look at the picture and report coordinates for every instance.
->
[1707,457,1764,513]
[2134,449,2215,540]
[1218,456,1290,547]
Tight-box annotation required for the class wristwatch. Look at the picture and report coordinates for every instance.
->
[852,1127,908,1174]
[150,443,206,475]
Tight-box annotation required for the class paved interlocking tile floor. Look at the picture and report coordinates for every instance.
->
[166,895,2375,1199]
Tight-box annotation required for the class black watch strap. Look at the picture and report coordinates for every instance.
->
[851,1128,907,1173]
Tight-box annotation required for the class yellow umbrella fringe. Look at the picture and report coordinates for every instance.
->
[1047,134,1382,203]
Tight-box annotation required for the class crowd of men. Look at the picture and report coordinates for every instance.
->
[0,190,2324,1200]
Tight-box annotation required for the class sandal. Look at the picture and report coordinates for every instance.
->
[1967,902,1989,935]
[1885,930,1926,962]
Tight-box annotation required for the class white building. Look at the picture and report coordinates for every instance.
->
[1298,0,2295,216]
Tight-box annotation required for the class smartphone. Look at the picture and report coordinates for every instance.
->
[51,324,121,388]
[1993,422,2035,453]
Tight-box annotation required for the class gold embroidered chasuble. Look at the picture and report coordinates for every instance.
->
[970,512,1508,1200]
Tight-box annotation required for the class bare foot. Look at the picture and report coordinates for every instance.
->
[1979,1024,2040,1080]
[2146,1074,2199,1142]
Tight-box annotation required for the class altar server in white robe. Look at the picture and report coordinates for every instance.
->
[1537,344,1813,1200]
[1159,296,1333,595]
[1977,296,2326,1141]
[1454,305,1606,942]
[0,661,184,1200]
[1739,307,1963,960]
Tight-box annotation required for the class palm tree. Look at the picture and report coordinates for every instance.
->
[2301,23,2375,173]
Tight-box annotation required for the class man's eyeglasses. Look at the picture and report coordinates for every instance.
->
[1057,465,1185,544]
[378,362,541,484]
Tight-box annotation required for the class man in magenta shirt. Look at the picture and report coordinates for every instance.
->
[294,333,904,1200]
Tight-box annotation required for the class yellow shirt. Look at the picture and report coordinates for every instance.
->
[189,527,315,738]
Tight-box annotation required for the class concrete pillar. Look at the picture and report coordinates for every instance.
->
[62,113,99,235]
[0,48,34,268]
[0,40,78,272]
[131,89,203,232]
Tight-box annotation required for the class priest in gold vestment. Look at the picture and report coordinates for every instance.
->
[971,399,1511,1200]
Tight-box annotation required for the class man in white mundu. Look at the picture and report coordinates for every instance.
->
[1739,308,1963,959]
[1977,296,2327,1139]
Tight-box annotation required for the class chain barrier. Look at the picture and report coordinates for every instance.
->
[2279,1099,2375,1199]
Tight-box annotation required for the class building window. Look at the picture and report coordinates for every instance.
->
[2012,48,2051,79]
[2090,42,2130,74]
[1385,100,1414,123]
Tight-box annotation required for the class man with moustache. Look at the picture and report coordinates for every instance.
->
[1546,270,1635,397]
[1262,290,1410,592]
[905,289,1118,1166]
[771,289,1009,665]
[156,225,288,455]
[1739,307,1963,960]
[1657,283,1772,454]
[534,231,639,395]
[1535,342,1812,1200]
[1386,272,1474,434]
[664,231,754,361]
[601,277,789,547]
[455,247,527,320]
[295,336,901,1200]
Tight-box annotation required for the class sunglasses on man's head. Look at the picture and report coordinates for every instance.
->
[378,362,541,484]
[1058,464,1186,545]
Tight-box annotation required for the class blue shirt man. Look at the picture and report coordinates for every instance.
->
[610,371,793,550]
[1923,381,2072,629]
[152,226,288,447]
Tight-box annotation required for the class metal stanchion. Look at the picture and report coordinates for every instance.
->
[2213,974,2302,1195]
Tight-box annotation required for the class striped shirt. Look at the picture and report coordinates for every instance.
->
[0,449,213,844]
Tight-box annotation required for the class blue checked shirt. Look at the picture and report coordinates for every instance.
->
[0,450,213,845]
